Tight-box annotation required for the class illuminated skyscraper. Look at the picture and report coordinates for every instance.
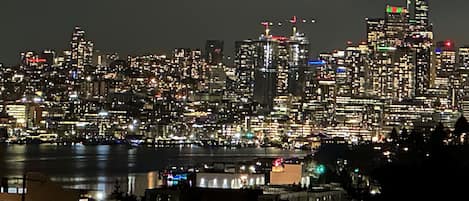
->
[458,47,469,106]
[366,18,385,52]
[253,37,279,111]
[410,32,433,96]
[414,0,430,30]
[287,32,309,97]
[434,40,457,108]
[234,40,256,101]
[434,41,456,88]
[369,6,415,100]
[384,5,409,48]
[458,47,469,71]
[409,0,433,96]
[70,26,93,80]
[344,44,371,97]
[276,39,289,96]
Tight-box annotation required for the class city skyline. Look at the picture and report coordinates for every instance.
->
[0,0,467,144]
[1,0,469,65]
[2,1,469,200]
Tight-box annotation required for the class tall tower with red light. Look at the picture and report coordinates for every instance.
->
[434,40,458,109]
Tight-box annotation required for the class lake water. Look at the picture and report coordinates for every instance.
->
[0,144,309,197]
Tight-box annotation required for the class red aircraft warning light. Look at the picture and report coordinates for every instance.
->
[445,41,452,47]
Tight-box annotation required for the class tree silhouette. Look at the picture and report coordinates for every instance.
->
[390,127,398,143]
[409,130,425,150]
[400,128,409,144]
[453,115,469,144]
[430,123,446,157]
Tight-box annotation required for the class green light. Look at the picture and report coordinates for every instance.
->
[354,168,359,173]
[386,6,406,14]
[315,164,326,175]
[377,46,397,51]
[386,6,392,13]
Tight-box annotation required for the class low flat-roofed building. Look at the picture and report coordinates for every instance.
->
[269,164,302,185]
[196,172,265,189]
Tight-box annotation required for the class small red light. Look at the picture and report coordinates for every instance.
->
[27,58,47,63]
[290,16,297,24]
[272,36,288,41]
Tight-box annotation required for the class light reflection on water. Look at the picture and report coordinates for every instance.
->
[0,144,309,197]
[49,171,162,199]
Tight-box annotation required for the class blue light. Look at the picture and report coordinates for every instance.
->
[308,60,326,65]
[336,68,346,73]
[173,174,187,180]
[71,71,78,79]
[435,48,442,54]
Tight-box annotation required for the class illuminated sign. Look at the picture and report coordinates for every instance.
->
[336,67,346,73]
[273,158,284,167]
[27,58,47,63]
[386,6,407,14]
[166,173,188,187]
[271,36,288,41]
[377,46,397,51]
[308,60,326,65]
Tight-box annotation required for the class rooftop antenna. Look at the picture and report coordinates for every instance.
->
[261,21,271,37]
[290,16,298,36]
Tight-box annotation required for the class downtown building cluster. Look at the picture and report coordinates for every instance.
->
[0,0,468,145]
[232,0,469,143]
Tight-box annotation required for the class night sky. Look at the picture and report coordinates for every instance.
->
[0,0,468,65]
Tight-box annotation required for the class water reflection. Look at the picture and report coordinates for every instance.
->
[0,144,308,197]
[51,172,162,198]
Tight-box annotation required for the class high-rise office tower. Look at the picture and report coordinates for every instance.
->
[287,32,309,97]
[393,49,416,100]
[458,47,469,105]
[345,44,371,97]
[253,37,279,111]
[434,41,456,88]
[234,40,256,102]
[434,40,458,108]
[332,50,350,97]
[205,40,224,65]
[459,47,469,71]
[410,32,433,96]
[409,0,433,96]
[70,26,93,80]
[370,5,415,100]
[384,5,410,48]
[366,18,385,52]
[239,26,309,111]
[414,0,430,30]
[276,39,289,96]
